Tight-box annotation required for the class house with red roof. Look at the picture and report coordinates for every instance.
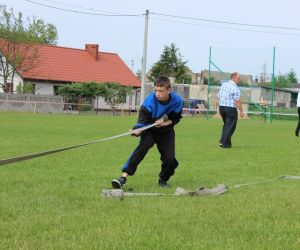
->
[0,40,141,108]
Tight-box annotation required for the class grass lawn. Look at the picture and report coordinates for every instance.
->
[1,113,300,249]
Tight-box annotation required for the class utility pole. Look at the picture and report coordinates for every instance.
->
[270,47,276,124]
[131,59,134,72]
[140,9,149,105]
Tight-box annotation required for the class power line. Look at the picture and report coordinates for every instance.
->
[150,17,300,37]
[24,1,300,33]
[25,0,142,17]
[23,1,300,36]
[150,12,300,31]
[42,0,127,15]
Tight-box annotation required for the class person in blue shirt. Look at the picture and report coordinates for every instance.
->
[216,72,244,148]
[112,76,183,189]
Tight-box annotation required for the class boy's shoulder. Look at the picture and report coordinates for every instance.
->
[170,92,183,102]
[144,92,155,103]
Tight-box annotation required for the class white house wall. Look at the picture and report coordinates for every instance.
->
[250,87,262,103]
[93,91,138,110]
[189,84,207,100]
[34,82,56,95]
[0,54,23,93]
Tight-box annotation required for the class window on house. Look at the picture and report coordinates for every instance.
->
[6,83,13,93]
[119,93,126,103]
[54,85,60,95]
[184,86,189,100]
[31,84,35,94]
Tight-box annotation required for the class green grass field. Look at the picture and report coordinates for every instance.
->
[1,113,300,249]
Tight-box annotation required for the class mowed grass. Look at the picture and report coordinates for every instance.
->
[1,113,300,250]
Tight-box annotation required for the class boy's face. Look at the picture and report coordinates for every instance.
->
[154,85,171,102]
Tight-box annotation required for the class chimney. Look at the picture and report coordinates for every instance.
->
[85,44,99,60]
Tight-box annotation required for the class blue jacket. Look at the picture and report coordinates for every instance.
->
[133,92,183,132]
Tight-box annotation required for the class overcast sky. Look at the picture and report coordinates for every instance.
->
[2,0,300,79]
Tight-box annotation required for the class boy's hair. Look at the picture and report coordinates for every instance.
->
[154,76,171,89]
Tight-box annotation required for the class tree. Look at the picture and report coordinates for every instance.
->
[148,43,191,83]
[136,69,142,80]
[0,4,58,93]
[59,82,106,111]
[58,82,106,101]
[274,69,297,88]
[204,76,220,86]
[58,82,132,114]
[239,82,250,87]
[274,72,288,88]
[27,18,57,45]
[102,82,133,114]
[16,82,34,94]
[287,68,298,84]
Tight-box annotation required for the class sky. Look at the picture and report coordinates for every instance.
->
[2,0,300,80]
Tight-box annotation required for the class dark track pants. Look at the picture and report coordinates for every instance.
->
[296,107,300,133]
[219,106,238,147]
[121,129,178,181]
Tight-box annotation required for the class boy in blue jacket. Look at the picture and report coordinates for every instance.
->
[112,76,183,189]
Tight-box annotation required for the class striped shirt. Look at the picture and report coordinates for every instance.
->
[218,80,241,108]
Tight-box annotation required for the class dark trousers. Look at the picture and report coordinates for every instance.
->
[296,107,300,133]
[219,106,238,147]
[121,129,179,181]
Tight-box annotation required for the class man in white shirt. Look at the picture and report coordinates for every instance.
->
[295,91,300,136]
[216,72,244,148]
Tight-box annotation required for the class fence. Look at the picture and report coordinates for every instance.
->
[1,93,297,120]
[0,93,140,115]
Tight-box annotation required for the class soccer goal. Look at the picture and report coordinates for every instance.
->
[206,46,300,123]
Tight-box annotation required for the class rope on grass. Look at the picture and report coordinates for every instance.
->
[101,176,300,199]
[231,175,300,188]
[102,184,228,199]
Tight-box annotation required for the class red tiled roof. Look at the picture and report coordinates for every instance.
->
[1,40,140,87]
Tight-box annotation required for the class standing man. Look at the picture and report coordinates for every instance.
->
[216,72,244,148]
[111,76,183,189]
[295,90,300,137]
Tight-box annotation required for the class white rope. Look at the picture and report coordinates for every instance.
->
[231,175,300,188]
[0,121,160,166]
